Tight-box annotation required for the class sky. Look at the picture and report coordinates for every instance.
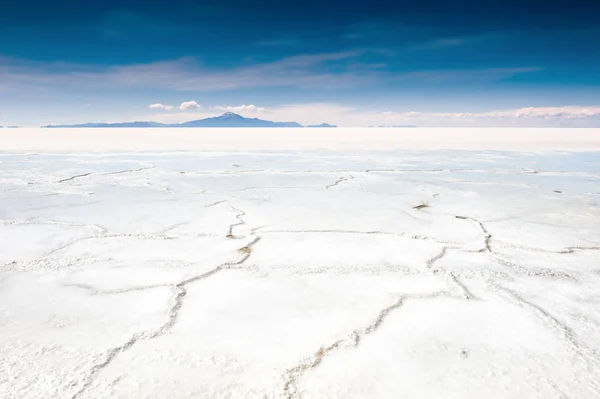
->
[1,0,600,127]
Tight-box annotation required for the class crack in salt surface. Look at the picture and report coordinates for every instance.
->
[101,166,155,175]
[495,242,589,254]
[1,218,107,234]
[419,209,584,292]
[464,217,492,252]
[57,173,92,183]
[226,206,246,238]
[567,246,600,252]
[489,283,579,347]
[46,232,177,256]
[475,218,600,254]
[2,257,109,272]
[155,222,189,235]
[490,254,576,280]
[64,283,170,296]
[497,243,600,254]
[71,204,261,398]
[426,247,475,300]
[487,282,600,379]
[71,283,211,399]
[235,186,318,192]
[281,291,456,399]
[453,217,583,280]
[71,333,142,399]
[325,175,354,190]
[171,168,483,176]
[205,199,228,208]
[422,211,579,280]
[415,210,495,254]
[257,228,461,247]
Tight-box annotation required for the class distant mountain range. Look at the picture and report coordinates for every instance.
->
[44,112,337,128]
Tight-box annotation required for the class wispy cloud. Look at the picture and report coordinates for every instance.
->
[254,36,302,47]
[342,20,420,41]
[408,37,473,50]
[0,52,540,94]
[147,102,269,116]
[396,67,541,83]
[379,106,600,127]
[0,51,378,92]
[149,103,175,110]
[215,104,270,113]
[432,106,600,119]
[406,32,510,51]
[148,101,199,110]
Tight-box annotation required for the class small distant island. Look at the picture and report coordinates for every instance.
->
[307,123,337,128]
[44,112,337,128]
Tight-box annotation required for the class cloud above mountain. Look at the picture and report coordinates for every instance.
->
[215,104,269,113]
[179,101,200,110]
[148,101,200,111]
[149,103,175,110]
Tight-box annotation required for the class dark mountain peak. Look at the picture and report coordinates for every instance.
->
[178,113,303,128]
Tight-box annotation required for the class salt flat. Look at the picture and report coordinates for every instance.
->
[1,130,600,398]
[3,127,600,151]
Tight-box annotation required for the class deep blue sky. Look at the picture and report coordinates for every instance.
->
[1,0,600,126]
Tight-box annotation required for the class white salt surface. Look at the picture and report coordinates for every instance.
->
[2,127,600,151]
[1,131,600,398]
